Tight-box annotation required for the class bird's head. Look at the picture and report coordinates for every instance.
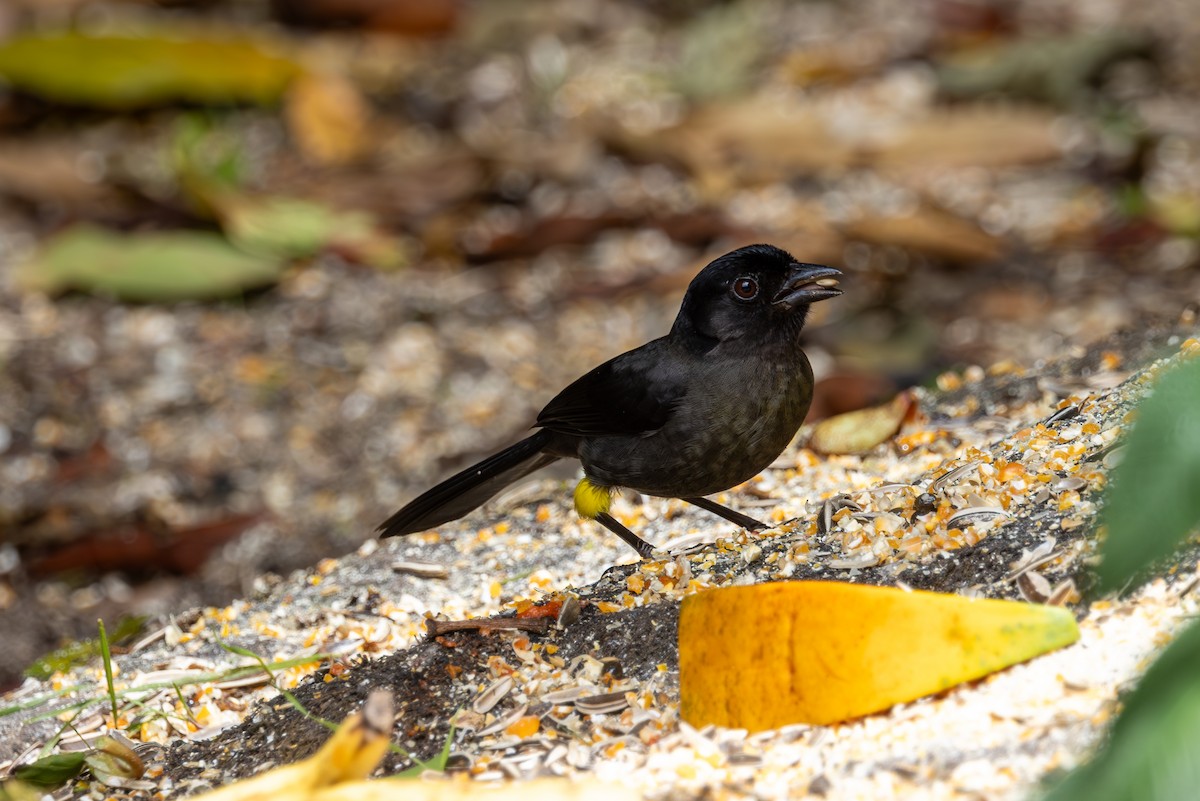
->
[672,244,842,351]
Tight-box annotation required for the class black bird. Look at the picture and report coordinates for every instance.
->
[378,244,842,557]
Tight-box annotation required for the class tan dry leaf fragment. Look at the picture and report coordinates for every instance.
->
[616,96,858,197]
[870,106,1062,170]
[286,72,373,165]
[841,203,1005,263]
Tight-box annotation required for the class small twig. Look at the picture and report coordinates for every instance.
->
[425,617,552,639]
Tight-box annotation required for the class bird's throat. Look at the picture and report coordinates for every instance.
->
[574,478,614,519]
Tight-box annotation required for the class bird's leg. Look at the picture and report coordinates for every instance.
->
[683,496,768,531]
[594,512,656,559]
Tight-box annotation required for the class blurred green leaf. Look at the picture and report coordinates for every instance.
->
[223,195,351,259]
[1149,193,1200,238]
[1042,620,1200,801]
[0,780,46,801]
[25,616,145,681]
[219,194,404,268]
[936,31,1153,108]
[12,753,86,788]
[0,31,300,109]
[18,225,285,301]
[1098,358,1200,593]
[672,2,764,101]
[172,114,250,190]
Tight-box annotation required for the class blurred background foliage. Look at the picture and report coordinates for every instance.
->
[0,0,1197,715]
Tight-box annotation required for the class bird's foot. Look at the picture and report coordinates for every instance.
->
[595,512,657,559]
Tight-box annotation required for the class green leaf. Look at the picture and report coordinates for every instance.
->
[12,752,87,788]
[1098,359,1200,593]
[218,194,405,268]
[18,225,285,302]
[672,2,765,101]
[1042,620,1200,801]
[0,31,299,109]
[936,31,1152,108]
[224,196,349,260]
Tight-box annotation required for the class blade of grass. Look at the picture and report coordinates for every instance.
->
[0,683,84,718]
[97,619,118,726]
[390,723,456,778]
[24,654,329,724]
[217,640,277,682]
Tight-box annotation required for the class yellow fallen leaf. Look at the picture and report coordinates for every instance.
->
[808,392,913,455]
[0,30,298,109]
[189,690,393,801]
[679,581,1079,730]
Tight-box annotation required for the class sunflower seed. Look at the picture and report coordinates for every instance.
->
[473,675,514,714]
[828,553,880,570]
[946,506,1009,529]
[728,752,764,767]
[476,703,529,737]
[1047,579,1078,606]
[575,691,629,715]
[862,483,912,495]
[1102,446,1126,469]
[1044,405,1080,425]
[540,685,590,705]
[664,532,713,553]
[931,461,980,494]
[1005,537,1059,581]
[1017,570,1052,603]
[543,744,568,771]
[392,560,449,579]
[1053,476,1088,492]
[818,495,861,535]
[556,595,581,629]
[213,670,273,690]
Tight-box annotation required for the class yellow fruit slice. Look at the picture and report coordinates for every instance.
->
[679,581,1079,730]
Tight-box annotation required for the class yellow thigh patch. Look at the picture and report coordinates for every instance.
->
[573,478,614,519]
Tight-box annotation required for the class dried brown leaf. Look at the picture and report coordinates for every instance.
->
[870,107,1061,170]
[841,203,1005,263]
[615,96,858,197]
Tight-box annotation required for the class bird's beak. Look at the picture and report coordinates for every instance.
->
[772,263,843,310]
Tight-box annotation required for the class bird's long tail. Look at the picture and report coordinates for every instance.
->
[377,429,560,538]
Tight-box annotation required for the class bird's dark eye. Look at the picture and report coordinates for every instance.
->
[731,276,759,301]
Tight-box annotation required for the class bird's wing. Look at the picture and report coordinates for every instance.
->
[536,340,685,438]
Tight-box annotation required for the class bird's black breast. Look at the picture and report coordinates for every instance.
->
[578,347,814,498]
